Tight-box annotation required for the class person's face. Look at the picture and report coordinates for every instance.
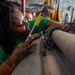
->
[25,11,33,20]
[11,9,30,36]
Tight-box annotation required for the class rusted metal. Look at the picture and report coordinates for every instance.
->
[21,0,25,15]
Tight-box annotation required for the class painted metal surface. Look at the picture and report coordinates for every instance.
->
[21,0,25,15]
[11,36,75,75]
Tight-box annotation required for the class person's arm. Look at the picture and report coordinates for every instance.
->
[46,19,69,31]
[0,37,34,75]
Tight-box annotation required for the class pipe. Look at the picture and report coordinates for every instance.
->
[51,30,75,66]
[70,7,74,23]
[21,0,25,15]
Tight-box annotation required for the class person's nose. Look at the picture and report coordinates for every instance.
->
[23,20,30,32]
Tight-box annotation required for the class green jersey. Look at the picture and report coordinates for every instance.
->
[0,18,50,64]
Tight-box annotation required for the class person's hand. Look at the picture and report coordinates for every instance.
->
[11,37,34,65]
[60,23,69,32]
[32,33,39,39]
[31,32,43,39]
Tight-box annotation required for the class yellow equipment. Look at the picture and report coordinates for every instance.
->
[52,0,62,23]
[44,0,62,23]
